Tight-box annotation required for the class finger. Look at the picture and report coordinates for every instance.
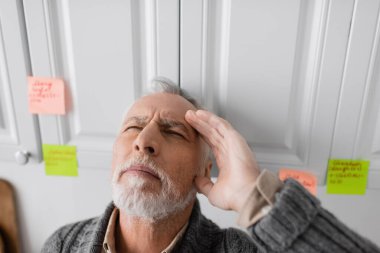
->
[195,110,231,137]
[194,176,214,196]
[185,111,224,148]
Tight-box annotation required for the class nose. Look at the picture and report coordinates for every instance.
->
[133,124,159,156]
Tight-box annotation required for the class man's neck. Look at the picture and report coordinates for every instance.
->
[116,202,194,253]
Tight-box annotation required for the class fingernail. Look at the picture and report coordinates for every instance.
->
[186,110,195,118]
[195,110,204,116]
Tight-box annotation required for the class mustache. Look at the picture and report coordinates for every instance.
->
[113,156,166,182]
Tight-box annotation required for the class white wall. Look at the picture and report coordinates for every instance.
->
[1,161,379,253]
[0,162,111,253]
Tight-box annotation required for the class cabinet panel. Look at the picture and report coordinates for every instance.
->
[353,2,380,170]
[331,0,380,158]
[181,0,359,183]
[223,0,303,156]
[182,0,380,188]
[0,0,41,163]
[329,0,380,188]
[23,0,179,168]
[0,32,19,147]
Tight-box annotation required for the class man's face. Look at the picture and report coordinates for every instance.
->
[111,92,207,220]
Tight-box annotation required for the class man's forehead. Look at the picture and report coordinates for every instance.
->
[124,115,193,134]
[126,93,196,118]
[124,111,187,126]
[123,110,198,137]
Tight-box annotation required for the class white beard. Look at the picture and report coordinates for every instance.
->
[112,156,197,222]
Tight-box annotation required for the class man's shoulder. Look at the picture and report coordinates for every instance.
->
[41,202,115,253]
[41,216,100,253]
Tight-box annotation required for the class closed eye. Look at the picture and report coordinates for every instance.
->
[164,130,184,138]
[124,126,143,132]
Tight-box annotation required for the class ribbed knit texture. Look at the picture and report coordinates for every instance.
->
[41,179,380,253]
[248,179,380,252]
[41,204,113,253]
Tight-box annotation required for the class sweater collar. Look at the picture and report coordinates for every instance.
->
[83,198,220,253]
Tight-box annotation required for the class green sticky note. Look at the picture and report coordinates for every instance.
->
[43,144,78,176]
[327,159,369,195]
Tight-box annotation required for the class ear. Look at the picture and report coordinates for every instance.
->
[204,160,213,178]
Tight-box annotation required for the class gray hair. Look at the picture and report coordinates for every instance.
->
[148,77,203,110]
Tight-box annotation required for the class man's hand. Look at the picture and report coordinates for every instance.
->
[185,110,260,212]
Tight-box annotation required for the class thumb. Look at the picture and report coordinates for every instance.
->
[194,176,214,196]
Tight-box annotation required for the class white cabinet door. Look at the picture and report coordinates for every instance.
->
[330,0,380,188]
[0,0,41,163]
[23,0,179,169]
[180,0,380,186]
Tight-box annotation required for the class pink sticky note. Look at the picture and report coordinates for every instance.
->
[28,76,66,115]
[279,168,317,196]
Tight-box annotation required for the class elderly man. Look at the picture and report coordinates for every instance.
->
[42,80,380,252]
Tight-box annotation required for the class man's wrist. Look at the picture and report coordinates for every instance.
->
[236,169,284,228]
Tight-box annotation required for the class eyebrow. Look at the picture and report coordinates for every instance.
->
[124,116,149,126]
[124,116,195,137]
[159,118,190,133]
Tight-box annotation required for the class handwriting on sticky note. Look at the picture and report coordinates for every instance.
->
[327,159,369,195]
[279,168,317,195]
[43,144,78,176]
[28,76,66,115]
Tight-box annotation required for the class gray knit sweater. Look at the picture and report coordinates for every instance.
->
[41,179,380,252]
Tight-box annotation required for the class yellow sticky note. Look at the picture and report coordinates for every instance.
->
[28,76,66,115]
[279,168,317,196]
[327,159,369,195]
[43,144,78,176]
